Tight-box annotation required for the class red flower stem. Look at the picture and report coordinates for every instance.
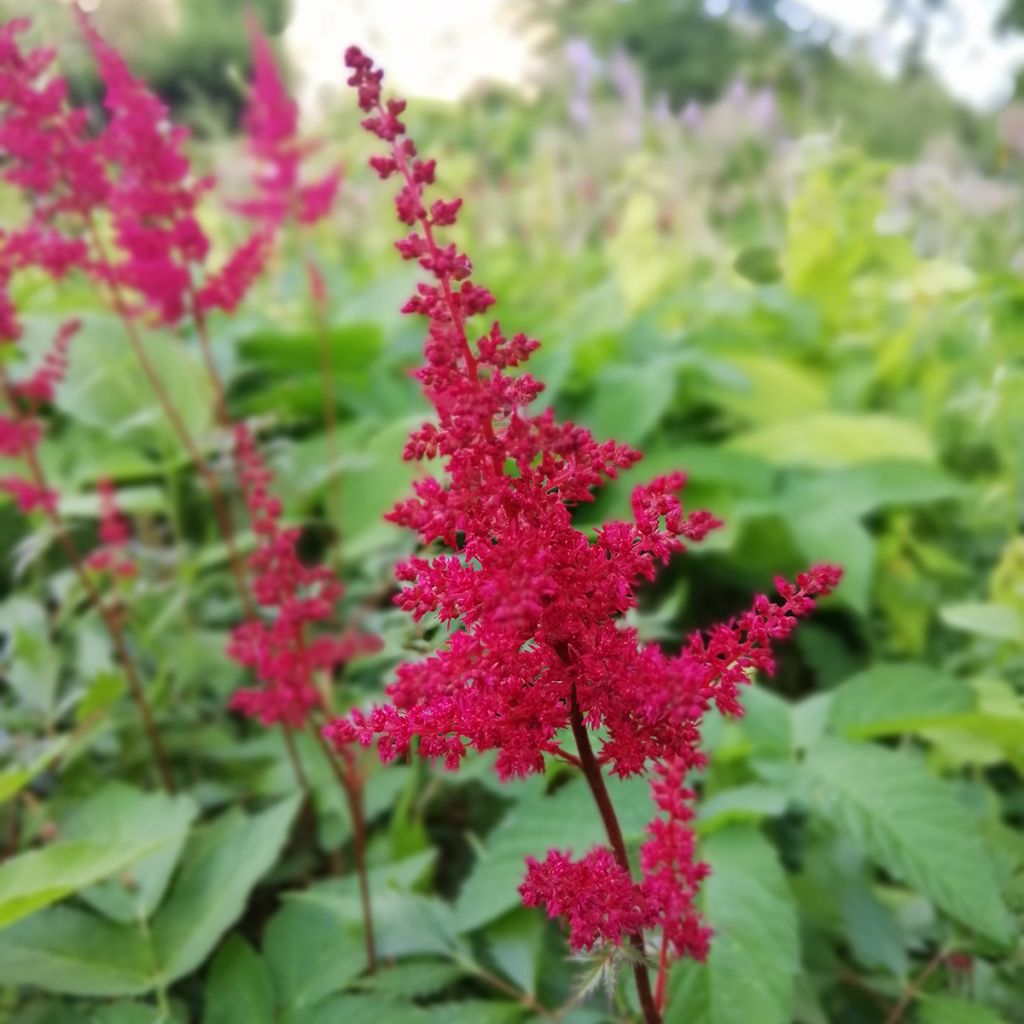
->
[568,684,660,1024]
[311,724,377,973]
[85,220,255,617]
[1,373,174,794]
[884,947,951,1024]
[186,285,231,428]
[653,929,670,1013]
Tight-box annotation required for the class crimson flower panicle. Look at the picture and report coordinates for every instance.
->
[11,317,80,404]
[0,18,108,220]
[80,16,211,325]
[85,477,137,579]
[236,19,341,230]
[329,46,842,970]
[227,424,381,728]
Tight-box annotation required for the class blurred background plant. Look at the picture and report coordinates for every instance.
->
[0,2,1022,1023]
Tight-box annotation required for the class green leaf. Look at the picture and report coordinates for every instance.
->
[734,246,784,284]
[263,899,366,1011]
[62,783,198,923]
[0,906,152,996]
[0,736,70,803]
[588,359,679,446]
[918,995,1009,1024]
[729,413,934,468]
[204,935,275,1024]
[940,603,1023,643]
[0,837,166,928]
[56,314,213,453]
[696,785,788,834]
[800,739,1013,945]
[353,959,463,999]
[666,826,799,1024]
[2,597,60,716]
[827,663,973,738]
[152,797,299,984]
[454,775,651,932]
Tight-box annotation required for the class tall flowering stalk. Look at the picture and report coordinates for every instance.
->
[328,49,841,1022]
[227,423,381,969]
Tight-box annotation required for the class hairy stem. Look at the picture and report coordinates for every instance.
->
[187,285,231,429]
[2,374,174,793]
[569,685,660,1024]
[312,725,377,973]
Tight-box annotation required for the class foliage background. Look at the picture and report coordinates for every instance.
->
[1,2,1023,1023]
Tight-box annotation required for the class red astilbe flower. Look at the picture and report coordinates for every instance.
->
[227,424,381,727]
[0,18,108,220]
[327,47,842,973]
[522,847,654,951]
[236,19,342,230]
[85,477,137,580]
[11,317,79,403]
[80,16,211,325]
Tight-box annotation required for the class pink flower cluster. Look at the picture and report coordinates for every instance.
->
[85,478,137,580]
[0,316,80,514]
[80,17,211,325]
[327,48,841,966]
[236,19,341,230]
[227,425,381,727]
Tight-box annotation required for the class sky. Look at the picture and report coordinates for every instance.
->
[796,0,1024,108]
[286,0,1024,113]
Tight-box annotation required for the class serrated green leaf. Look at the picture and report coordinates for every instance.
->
[62,783,198,923]
[152,797,299,984]
[827,663,973,738]
[666,826,799,1024]
[0,837,165,928]
[801,739,1013,945]
[0,906,152,996]
[204,935,275,1024]
[263,899,365,1011]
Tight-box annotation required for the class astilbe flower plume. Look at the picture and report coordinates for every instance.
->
[79,16,211,325]
[237,19,342,231]
[85,478,137,580]
[227,425,381,727]
[327,47,842,990]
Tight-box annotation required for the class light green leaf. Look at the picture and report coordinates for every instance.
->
[2,597,60,716]
[56,314,213,452]
[0,736,70,802]
[264,900,366,1011]
[734,246,784,285]
[0,906,152,996]
[729,413,934,468]
[204,935,275,1024]
[940,603,1023,643]
[801,739,1013,945]
[62,783,198,923]
[918,995,1009,1024]
[666,826,799,1024]
[588,359,679,446]
[0,838,165,928]
[827,663,973,738]
[152,797,299,984]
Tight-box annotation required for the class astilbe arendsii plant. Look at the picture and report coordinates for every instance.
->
[326,48,842,1022]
